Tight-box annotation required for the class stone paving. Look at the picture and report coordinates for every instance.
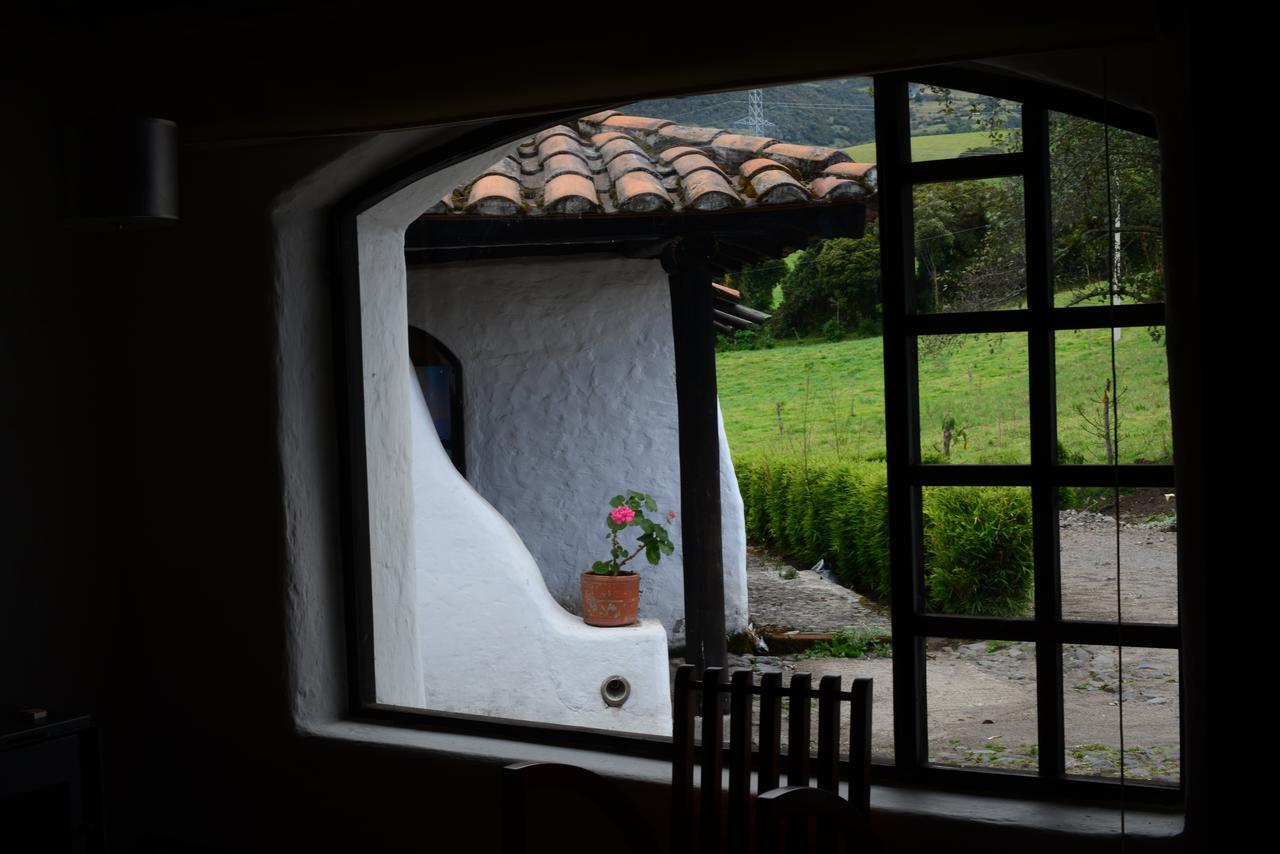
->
[674,512,1181,784]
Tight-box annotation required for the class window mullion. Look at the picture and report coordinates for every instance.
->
[1023,104,1066,780]
[875,73,927,775]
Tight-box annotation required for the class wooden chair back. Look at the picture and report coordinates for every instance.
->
[671,665,872,854]
[501,761,662,854]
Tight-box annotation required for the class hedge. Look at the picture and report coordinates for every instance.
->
[735,456,1033,616]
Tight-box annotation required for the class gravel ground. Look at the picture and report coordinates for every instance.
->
[677,508,1181,784]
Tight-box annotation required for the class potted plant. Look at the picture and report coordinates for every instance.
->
[581,490,676,627]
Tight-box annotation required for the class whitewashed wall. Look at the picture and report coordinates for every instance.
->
[407,255,749,644]
[409,367,672,733]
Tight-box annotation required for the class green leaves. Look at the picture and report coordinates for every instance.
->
[594,489,677,575]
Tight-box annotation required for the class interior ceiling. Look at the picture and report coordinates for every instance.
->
[18,4,1163,144]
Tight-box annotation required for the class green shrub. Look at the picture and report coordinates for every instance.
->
[922,486,1033,616]
[802,627,892,659]
[735,456,890,597]
[736,457,1032,615]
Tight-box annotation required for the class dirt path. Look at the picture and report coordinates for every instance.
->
[720,510,1180,783]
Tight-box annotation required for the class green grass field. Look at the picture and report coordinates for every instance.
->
[844,130,1006,164]
[718,325,1172,467]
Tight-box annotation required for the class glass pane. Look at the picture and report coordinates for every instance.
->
[1055,326,1172,465]
[717,255,887,460]
[922,486,1034,618]
[1060,486,1177,625]
[918,333,1029,464]
[927,638,1037,771]
[913,178,1026,313]
[1063,645,1180,784]
[1050,111,1163,308]
[909,85,1022,161]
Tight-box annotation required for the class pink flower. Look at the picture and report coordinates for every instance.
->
[610,505,636,524]
[667,510,677,521]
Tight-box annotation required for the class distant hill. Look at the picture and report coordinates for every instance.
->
[622,78,877,149]
[620,80,1020,155]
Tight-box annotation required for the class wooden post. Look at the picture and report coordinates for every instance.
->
[665,235,726,672]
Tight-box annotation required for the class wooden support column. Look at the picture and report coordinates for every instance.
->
[664,235,726,672]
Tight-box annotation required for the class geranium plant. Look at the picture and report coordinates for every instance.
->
[590,490,676,575]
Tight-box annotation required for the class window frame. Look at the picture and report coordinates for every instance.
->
[874,67,1179,803]
[332,63,1186,806]
[408,325,467,477]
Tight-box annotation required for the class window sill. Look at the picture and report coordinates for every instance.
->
[297,719,1186,849]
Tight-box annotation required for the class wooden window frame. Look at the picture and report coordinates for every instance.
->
[874,67,1179,803]
[332,64,1188,807]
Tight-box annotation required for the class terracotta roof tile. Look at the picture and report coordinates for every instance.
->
[749,169,811,205]
[600,115,675,133]
[466,175,522,215]
[823,161,878,187]
[591,131,629,148]
[479,157,522,181]
[543,173,599,214]
[606,152,662,185]
[616,172,673,213]
[534,125,579,147]
[537,135,591,166]
[739,158,789,181]
[811,176,869,201]
[712,282,741,299]
[544,153,594,182]
[657,124,726,147]
[598,137,648,166]
[710,133,779,170]
[428,113,875,218]
[657,146,704,166]
[681,170,741,211]
[671,152,726,181]
[760,142,851,176]
[578,110,620,125]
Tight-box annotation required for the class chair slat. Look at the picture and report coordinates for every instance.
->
[757,671,783,794]
[672,664,697,854]
[786,672,811,788]
[700,667,726,854]
[727,669,754,854]
[849,677,873,814]
[816,675,841,792]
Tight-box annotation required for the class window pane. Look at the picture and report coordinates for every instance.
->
[922,486,1034,618]
[1055,326,1172,465]
[1050,111,1163,308]
[913,178,1025,313]
[1059,485,1177,625]
[1063,645,1180,785]
[718,321,886,460]
[909,85,1022,161]
[927,638,1037,772]
[918,333,1030,464]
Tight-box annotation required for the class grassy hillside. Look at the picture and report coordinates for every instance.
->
[718,327,1172,466]
[844,130,1004,164]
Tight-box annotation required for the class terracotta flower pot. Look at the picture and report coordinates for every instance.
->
[580,571,640,627]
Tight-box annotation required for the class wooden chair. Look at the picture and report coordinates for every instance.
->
[671,665,873,854]
[501,760,662,854]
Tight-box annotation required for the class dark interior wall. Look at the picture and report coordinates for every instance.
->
[1,6,1207,852]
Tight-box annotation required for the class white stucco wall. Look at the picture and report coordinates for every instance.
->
[410,367,672,733]
[347,144,675,732]
[406,255,749,644]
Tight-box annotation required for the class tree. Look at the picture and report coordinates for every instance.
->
[1049,113,1163,304]
[726,260,787,312]
[772,227,881,338]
